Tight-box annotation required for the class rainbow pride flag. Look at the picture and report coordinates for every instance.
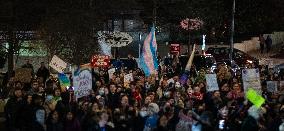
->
[58,73,71,90]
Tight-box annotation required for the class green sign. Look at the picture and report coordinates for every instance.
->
[246,88,265,108]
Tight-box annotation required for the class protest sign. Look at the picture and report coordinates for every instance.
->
[242,69,261,94]
[170,43,180,55]
[108,68,116,80]
[73,67,92,99]
[205,74,219,92]
[266,81,278,93]
[246,88,265,108]
[91,55,110,68]
[97,31,133,47]
[14,68,32,83]
[124,73,133,88]
[58,73,71,92]
[49,55,67,73]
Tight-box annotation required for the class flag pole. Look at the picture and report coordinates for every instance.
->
[139,33,142,58]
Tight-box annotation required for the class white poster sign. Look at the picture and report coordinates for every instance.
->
[124,73,133,88]
[242,69,261,94]
[205,74,219,92]
[98,31,133,47]
[49,55,67,73]
[73,68,92,99]
[108,68,116,80]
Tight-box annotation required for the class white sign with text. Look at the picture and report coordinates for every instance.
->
[49,55,67,73]
[205,74,219,92]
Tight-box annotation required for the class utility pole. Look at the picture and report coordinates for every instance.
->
[153,0,157,26]
[229,0,235,65]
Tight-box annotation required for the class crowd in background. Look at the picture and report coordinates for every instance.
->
[1,53,284,131]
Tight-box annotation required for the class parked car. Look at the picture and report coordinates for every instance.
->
[206,47,259,68]
[178,54,217,72]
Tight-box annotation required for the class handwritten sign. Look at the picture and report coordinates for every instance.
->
[49,55,67,73]
[205,74,219,92]
[108,68,116,80]
[15,68,32,83]
[73,67,92,99]
[246,88,265,108]
[242,69,261,94]
[266,81,278,93]
[97,31,133,47]
[124,73,133,88]
[91,55,110,68]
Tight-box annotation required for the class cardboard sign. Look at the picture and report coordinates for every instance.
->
[15,68,32,83]
[246,88,265,108]
[108,68,116,80]
[49,55,67,73]
[242,69,261,94]
[170,43,180,55]
[205,74,219,92]
[91,55,110,68]
[124,73,133,88]
[73,67,92,99]
[266,81,278,93]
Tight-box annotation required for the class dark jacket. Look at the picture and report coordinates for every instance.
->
[4,97,25,129]
[241,116,259,131]
[124,58,138,70]
[18,102,34,131]
[106,93,120,110]
[36,66,50,82]
[64,119,81,131]
[47,121,64,131]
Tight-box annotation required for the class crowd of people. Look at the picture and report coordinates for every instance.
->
[1,51,284,131]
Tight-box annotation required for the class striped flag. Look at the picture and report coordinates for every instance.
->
[139,26,158,77]
[58,73,71,91]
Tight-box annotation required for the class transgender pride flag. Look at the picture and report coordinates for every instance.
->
[139,26,158,77]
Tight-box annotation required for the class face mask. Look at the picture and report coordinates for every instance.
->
[139,111,148,117]
[164,91,171,98]
[145,82,151,89]
[99,89,105,95]
[175,82,181,88]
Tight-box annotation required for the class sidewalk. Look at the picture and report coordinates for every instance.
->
[248,44,284,66]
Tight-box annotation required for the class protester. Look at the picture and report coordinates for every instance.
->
[259,34,265,54]
[46,110,64,131]
[36,62,50,82]
[4,87,24,131]
[265,35,272,53]
[3,46,284,131]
